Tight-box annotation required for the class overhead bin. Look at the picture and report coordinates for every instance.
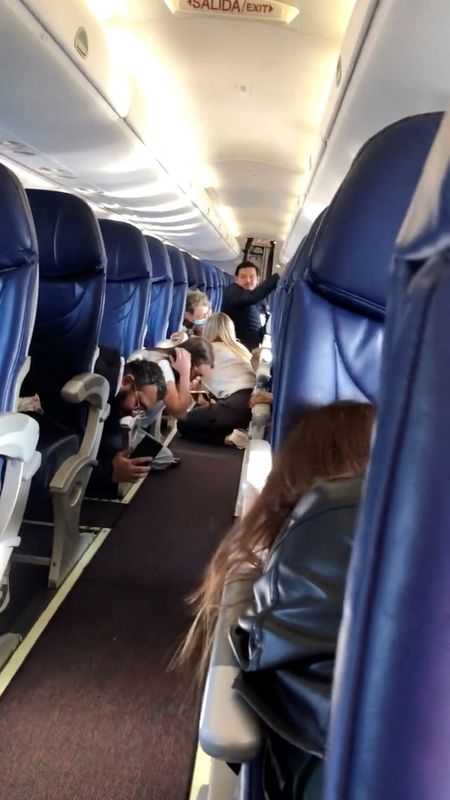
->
[282,0,450,262]
[0,0,240,261]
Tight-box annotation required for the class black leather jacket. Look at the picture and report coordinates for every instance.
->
[229,477,363,795]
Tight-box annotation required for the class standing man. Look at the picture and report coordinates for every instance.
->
[221,261,279,351]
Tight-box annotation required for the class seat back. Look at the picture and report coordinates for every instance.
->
[215,267,225,309]
[201,261,221,311]
[183,251,202,289]
[271,112,443,450]
[325,112,450,800]
[194,258,207,293]
[144,236,173,346]
[25,190,106,435]
[166,244,188,335]
[271,211,326,368]
[99,219,151,357]
[0,166,40,618]
[0,166,38,412]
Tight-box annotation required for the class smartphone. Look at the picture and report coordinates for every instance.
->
[190,390,210,401]
[131,434,164,460]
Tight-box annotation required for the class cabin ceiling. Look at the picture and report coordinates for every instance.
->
[88,0,356,256]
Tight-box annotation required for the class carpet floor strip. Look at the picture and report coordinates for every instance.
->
[0,440,243,800]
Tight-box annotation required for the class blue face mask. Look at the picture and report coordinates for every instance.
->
[194,317,207,327]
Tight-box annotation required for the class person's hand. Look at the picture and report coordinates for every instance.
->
[170,331,187,345]
[195,393,211,407]
[170,347,192,378]
[112,449,152,483]
[249,390,273,408]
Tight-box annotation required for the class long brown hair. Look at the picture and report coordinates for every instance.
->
[152,337,215,370]
[176,401,375,680]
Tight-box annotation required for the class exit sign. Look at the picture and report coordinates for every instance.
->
[167,0,299,24]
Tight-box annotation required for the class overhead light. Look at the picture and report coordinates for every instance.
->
[131,199,192,213]
[129,210,201,224]
[75,185,102,195]
[107,179,177,199]
[153,231,195,238]
[39,166,76,179]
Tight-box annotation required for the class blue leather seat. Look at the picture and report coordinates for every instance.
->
[325,113,450,800]
[272,212,326,356]
[0,165,40,625]
[214,267,224,309]
[198,113,443,800]
[0,168,39,411]
[99,219,151,357]
[24,189,109,587]
[183,251,202,290]
[194,258,207,293]
[271,112,443,450]
[201,261,221,312]
[166,244,188,336]
[144,236,174,346]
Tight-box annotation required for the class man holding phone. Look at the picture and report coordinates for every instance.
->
[89,358,170,496]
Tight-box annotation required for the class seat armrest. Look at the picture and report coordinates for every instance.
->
[0,413,40,462]
[199,576,263,762]
[50,376,110,493]
[119,415,138,431]
[61,373,110,411]
[251,402,271,428]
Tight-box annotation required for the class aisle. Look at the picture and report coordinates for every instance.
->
[0,440,243,800]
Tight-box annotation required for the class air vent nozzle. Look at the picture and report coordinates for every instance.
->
[74,27,88,59]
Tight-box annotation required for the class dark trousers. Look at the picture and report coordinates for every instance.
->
[178,389,252,444]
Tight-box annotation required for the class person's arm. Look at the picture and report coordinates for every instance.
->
[225,274,279,309]
[163,348,193,419]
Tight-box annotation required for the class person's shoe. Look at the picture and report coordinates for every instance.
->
[224,429,250,449]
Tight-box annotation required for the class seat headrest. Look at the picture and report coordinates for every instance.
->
[0,165,37,272]
[282,209,327,287]
[305,112,443,318]
[26,189,106,278]
[144,235,171,281]
[166,244,188,284]
[182,251,200,285]
[396,112,450,260]
[99,219,151,281]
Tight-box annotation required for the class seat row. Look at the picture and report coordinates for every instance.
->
[94,216,232,357]
[199,110,445,798]
[0,170,233,639]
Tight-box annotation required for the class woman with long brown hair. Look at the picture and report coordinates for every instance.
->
[179,401,374,675]
[178,401,375,798]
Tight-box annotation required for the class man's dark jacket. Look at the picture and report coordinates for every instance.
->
[221,273,279,350]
